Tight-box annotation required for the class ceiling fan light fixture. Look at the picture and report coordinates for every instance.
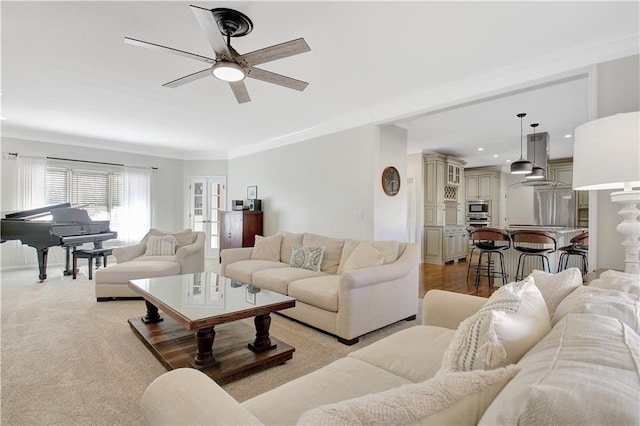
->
[211,61,245,82]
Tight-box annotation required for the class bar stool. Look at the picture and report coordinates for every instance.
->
[467,228,511,291]
[511,230,557,280]
[557,231,589,275]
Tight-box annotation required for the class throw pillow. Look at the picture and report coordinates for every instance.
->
[278,232,304,264]
[528,268,583,317]
[290,244,324,272]
[296,365,520,426]
[145,234,177,256]
[250,235,283,262]
[439,277,551,373]
[551,286,640,333]
[342,242,385,272]
[149,228,195,248]
[590,270,640,295]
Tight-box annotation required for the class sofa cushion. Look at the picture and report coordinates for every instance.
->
[95,261,180,284]
[479,313,640,426]
[149,228,195,248]
[552,286,640,333]
[439,277,551,373]
[145,235,177,256]
[251,235,283,262]
[253,267,328,295]
[528,267,583,316]
[243,357,412,426]
[340,242,385,273]
[278,232,304,264]
[589,270,640,295]
[288,276,339,312]
[349,325,456,383]
[337,240,400,274]
[297,364,520,426]
[303,233,345,274]
[224,260,288,285]
[290,244,324,272]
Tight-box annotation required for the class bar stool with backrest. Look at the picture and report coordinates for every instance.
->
[511,230,557,280]
[557,231,589,275]
[467,227,511,291]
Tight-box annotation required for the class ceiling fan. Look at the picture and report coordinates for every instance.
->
[124,5,311,104]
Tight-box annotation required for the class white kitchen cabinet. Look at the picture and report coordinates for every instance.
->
[425,226,468,264]
[447,162,463,186]
[424,154,465,227]
[464,168,501,226]
[548,161,573,188]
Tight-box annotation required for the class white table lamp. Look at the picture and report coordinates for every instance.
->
[573,111,640,274]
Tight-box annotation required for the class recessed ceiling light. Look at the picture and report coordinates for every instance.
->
[477,147,484,151]
[564,134,572,138]
[506,159,512,163]
[0,116,6,120]
[493,154,499,158]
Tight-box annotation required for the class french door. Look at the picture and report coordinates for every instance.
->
[189,177,226,258]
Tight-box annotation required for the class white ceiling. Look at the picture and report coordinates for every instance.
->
[2,1,639,165]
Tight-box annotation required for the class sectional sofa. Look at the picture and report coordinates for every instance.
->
[142,268,640,425]
[221,232,419,344]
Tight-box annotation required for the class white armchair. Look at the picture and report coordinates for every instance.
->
[94,229,205,301]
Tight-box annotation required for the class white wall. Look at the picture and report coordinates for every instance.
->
[1,137,185,267]
[227,125,379,240]
[374,125,409,241]
[592,54,640,270]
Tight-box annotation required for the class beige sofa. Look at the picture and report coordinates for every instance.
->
[142,268,640,425]
[94,229,205,301]
[221,232,419,344]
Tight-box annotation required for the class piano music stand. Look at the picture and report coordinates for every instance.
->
[73,248,113,280]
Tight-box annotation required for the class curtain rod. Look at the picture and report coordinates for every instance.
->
[7,152,158,170]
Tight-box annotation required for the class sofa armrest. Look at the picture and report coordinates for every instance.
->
[142,368,263,425]
[340,243,418,290]
[112,243,146,263]
[176,232,205,273]
[221,247,253,275]
[422,290,487,329]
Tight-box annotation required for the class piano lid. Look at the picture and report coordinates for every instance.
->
[3,203,72,220]
[51,207,92,223]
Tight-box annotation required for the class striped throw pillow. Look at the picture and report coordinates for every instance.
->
[145,235,177,256]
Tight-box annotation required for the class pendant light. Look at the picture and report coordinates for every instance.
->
[526,123,545,179]
[510,113,533,174]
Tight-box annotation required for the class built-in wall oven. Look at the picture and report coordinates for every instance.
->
[466,200,491,227]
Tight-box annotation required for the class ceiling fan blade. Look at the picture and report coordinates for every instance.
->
[162,68,211,88]
[247,67,309,91]
[124,37,215,64]
[190,5,232,60]
[237,38,310,67]
[229,81,251,103]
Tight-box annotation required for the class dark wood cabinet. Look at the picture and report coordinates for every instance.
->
[219,211,263,255]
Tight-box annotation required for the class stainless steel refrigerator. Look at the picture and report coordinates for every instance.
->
[534,188,576,227]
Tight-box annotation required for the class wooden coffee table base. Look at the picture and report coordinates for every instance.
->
[128,316,295,385]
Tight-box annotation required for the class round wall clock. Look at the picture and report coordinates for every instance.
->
[382,166,400,196]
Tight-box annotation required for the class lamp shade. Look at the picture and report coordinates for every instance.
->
[573,111,640,190]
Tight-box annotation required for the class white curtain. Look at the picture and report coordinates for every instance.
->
[120,166,151,243]
[15,155,47,264]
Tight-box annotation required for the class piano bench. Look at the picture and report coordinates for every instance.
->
[73,248,113,280]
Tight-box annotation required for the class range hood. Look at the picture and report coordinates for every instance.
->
[514,131,569,187]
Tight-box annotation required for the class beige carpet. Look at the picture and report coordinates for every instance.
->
[0,264,420,425]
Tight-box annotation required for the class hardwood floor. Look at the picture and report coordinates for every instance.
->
[419,252,499,299]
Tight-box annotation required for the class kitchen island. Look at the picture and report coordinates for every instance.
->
[473,226,587,284]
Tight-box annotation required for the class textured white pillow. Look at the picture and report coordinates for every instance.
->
[296,365,520,426]
[528,268,583,316]
[590,270,640,295]
[290,244,324,272]
[342,243,385,272]
[250,235,283,262]
[149,228,194,248]
[552,286,640,333]
[439,277,551,373]
[145,234,177,256]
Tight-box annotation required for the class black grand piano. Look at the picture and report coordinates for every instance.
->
[1,202,118,281]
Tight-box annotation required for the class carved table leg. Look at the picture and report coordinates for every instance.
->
[193,327,219,367]
[249,313,277,352]
[142,300,163,324]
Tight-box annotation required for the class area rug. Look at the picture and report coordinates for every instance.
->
[0,265,420,425]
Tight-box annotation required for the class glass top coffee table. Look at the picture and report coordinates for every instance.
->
[128,272,295,384]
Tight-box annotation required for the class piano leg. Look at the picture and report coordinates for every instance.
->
[63,246,74,276]
[37,248,48,282]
